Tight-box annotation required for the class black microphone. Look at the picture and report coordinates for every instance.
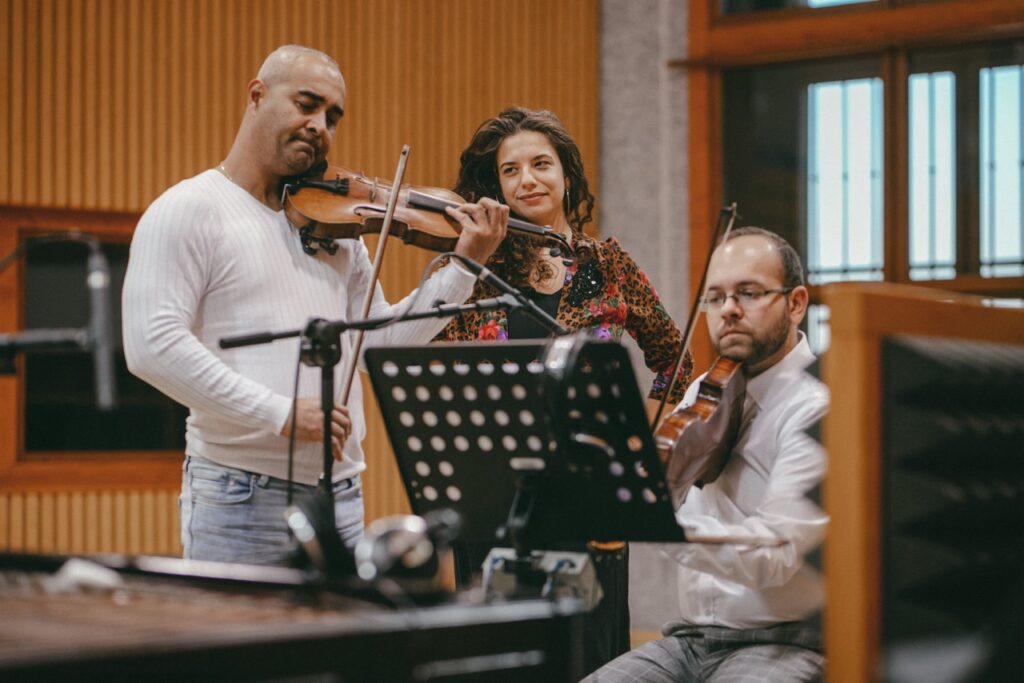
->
[87,243,116,410]
[451,254,568,336]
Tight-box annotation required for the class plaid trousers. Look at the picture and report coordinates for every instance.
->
[581,620,823,683]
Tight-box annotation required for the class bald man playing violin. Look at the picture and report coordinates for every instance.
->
[123,45,507,566]
[588,227,829,682]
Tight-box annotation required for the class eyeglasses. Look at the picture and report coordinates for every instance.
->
[701,286,795,310]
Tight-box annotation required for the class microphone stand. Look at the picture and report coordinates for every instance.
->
[0,234,117,409]
[447,254,569,337]
[220,295,523,525]
[0,329,91,374]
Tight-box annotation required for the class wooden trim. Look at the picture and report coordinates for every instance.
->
[0,456,181,493]
[677,0,1024,67]
[807,275,1024,303]
[0,205,140,235]
[689,0,713,60]
[0,226,18,477]
[21,450,180,462]
[0,206,185,493]
[687,68,718,373]
[903,274,1024,296]
[884,50,910,283]
[957,66,983,276]
[686,1,719,374]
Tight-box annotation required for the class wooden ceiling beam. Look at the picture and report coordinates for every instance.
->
[675,0,1024,67]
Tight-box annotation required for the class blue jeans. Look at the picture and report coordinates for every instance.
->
[180,455,364,566]
[584,621,822,682]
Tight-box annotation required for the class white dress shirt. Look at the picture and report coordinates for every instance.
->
[123,170,475,485]
[663,333,829,628]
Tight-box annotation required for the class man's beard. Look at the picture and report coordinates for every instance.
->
[281,134,323,177]
[283,152,319,177]
[746,306,791,367]
[716,303,790,367]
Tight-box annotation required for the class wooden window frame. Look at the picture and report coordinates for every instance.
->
[684,0,1024,369]
[0,206,180,493]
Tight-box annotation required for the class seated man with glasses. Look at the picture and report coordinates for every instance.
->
[586,226,828,682]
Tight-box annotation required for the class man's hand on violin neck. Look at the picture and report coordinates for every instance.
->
[447,197,509,265]
[283,398,352,461]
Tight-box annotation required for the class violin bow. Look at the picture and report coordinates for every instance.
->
[337,145,411,406]
[649,202,740,430]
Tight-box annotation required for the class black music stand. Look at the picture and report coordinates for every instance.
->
[364,337,685,562]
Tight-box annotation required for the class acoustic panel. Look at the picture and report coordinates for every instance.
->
[882,335,1024,680]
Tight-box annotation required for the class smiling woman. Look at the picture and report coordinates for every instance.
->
[434,106,693,677]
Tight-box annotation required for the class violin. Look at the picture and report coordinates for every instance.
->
[650,204,745,507]
[654,356,746,508]
[282,164,575,262]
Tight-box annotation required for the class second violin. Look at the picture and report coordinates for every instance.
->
[654,356,747,508]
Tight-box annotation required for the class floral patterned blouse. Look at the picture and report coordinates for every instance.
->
[436,234,692,403]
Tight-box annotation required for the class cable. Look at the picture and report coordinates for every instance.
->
[286,342,303,508]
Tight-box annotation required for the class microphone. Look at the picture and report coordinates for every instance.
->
[451,254,568,336]
[87,243,116,410]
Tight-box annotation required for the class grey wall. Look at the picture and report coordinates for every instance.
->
[600,0,689,323]
[599,0,690,634]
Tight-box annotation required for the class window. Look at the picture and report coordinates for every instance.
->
[909,41,1024,283]
[21,238,187,453]
[806,77,884,285]
[721,40,1024,353]
[723,57,882,353]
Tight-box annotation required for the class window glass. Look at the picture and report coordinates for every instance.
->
[23,240,187,452]
[980,64,1023,277]
[909,71,957,280]
[807,76,884,284]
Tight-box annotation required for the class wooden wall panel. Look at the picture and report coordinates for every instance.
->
[0,491,182,556]
[1,0,597,210]
[0,0,598,554]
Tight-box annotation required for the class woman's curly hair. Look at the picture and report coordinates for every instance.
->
[453,107,595,288]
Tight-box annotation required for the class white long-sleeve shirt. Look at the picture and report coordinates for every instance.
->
[123,170,475,485]
[664,334,829,628]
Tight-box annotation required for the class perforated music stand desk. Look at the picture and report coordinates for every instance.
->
[365,339,685,549]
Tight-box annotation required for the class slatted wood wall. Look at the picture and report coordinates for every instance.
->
[0,0,598,556]
[0,490,180,555]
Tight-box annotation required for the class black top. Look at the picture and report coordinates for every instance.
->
[507,288,563,340]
